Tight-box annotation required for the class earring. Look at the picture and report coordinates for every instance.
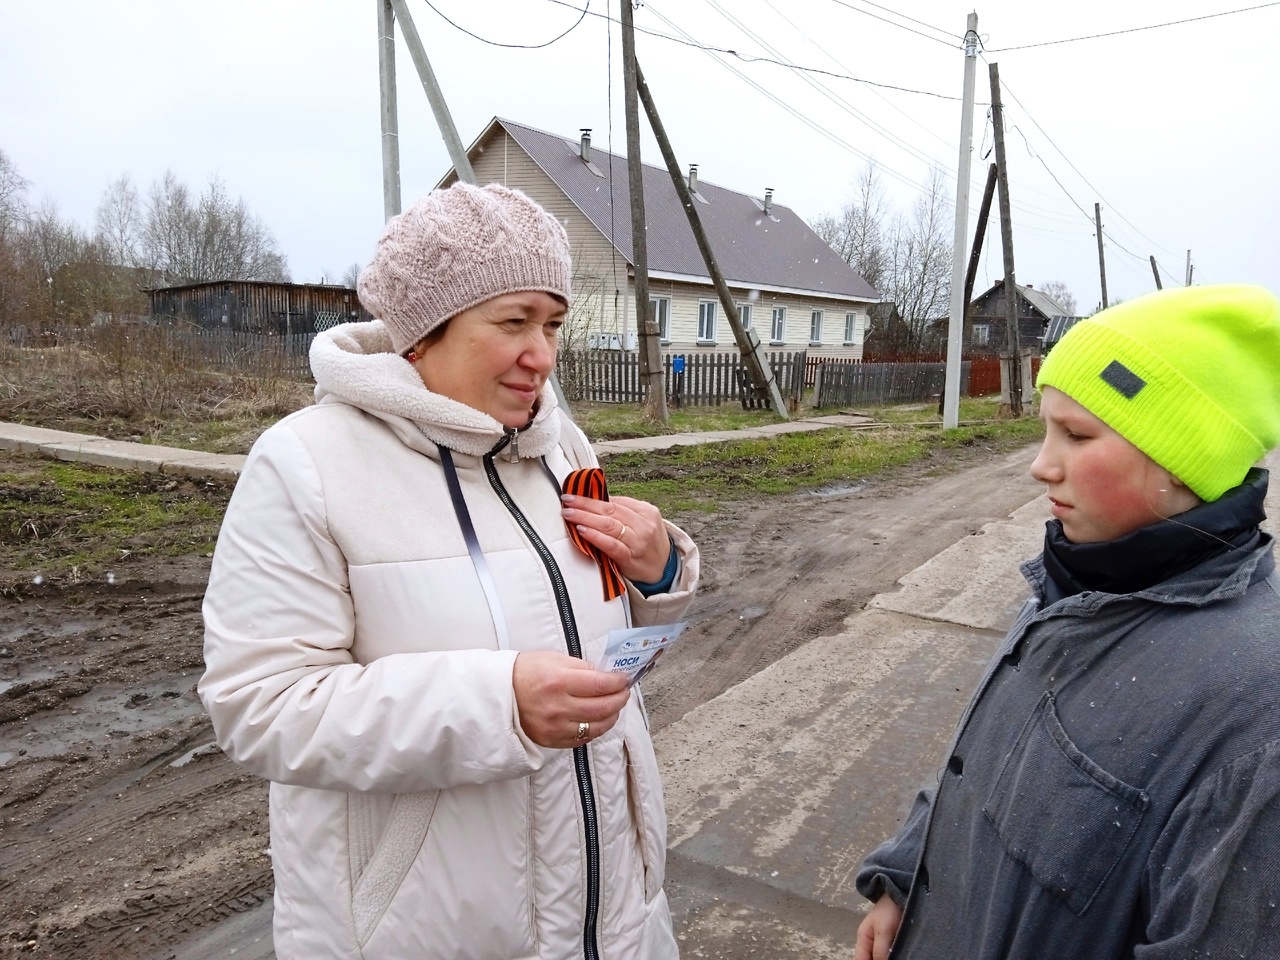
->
[407,351,418,363]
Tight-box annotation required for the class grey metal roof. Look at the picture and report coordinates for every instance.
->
[463,118,879,302]
[1019,285,1069,319]
[1045,314,1082,343]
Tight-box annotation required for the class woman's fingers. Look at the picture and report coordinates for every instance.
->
[513,652,632,748]
[561,494,670,583]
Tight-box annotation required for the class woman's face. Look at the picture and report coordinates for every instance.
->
[1030,387,1200,543]
[413,291,566,428]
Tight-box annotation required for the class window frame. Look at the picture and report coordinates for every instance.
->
[809,309,824,345]
[697,299,718,344]
[770,306,786,345]
[650,296,671,343]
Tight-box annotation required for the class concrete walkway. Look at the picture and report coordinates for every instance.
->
[0,413,874,480]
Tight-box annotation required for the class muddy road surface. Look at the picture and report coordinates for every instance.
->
[0,442,1044,958]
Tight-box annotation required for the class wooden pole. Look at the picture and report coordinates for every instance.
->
[988,62,1022,416]
[1095,203,1109,309]
[387,0,476,185]
[1150,255,1163,290]
[964,163,999,349]
[620,0,667,424]
[635,64,787,418]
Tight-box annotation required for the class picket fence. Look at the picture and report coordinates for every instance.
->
[556,350,808,408]
[812,360,971,408]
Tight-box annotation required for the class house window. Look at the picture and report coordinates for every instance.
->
[810,310,823,344]
[844,311,858,344]
[771,307,786,344]
[650,296,671,342]
[738,303,752,330]
[698,300,717,343]
[973,322,990,346]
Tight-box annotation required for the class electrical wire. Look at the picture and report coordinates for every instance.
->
[993,66,1183,260]
[537,0,964,100]
[823,0,960,48]
[830,0,959,41]
[419,0,590,48]
[986,2,1280,52]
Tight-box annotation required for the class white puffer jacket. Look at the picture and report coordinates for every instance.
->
[200,321,699,960]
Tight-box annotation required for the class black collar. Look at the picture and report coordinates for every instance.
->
[1041,469,1269,602]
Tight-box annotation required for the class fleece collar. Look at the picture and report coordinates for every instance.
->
[308,320,561,459]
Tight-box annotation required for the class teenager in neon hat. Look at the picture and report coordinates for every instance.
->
[855,284,1280,960]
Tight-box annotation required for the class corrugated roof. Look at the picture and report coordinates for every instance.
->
[1020,285,1069,319]
[455,118,879,302]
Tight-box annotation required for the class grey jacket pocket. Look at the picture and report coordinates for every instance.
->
[983,692,1149,915]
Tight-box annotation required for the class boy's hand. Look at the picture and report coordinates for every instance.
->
[854,894,903,960]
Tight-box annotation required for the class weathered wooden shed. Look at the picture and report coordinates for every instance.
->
[146,280,370,335]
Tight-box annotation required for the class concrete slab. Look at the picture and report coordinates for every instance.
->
[656,607,1005,916]
[0,422,105,453]
[868,496,1047,631]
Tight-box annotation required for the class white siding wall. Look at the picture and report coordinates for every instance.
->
[460,126,873,359]
[468,130,631,350]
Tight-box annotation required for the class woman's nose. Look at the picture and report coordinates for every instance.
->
[521,332,556,374]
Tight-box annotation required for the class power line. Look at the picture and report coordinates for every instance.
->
[986,2,1280,52]
[823,0,960,48]
[993,68,1182,259]
[419,0,590,48]
[830,0,958,41]
[537,0,965,100]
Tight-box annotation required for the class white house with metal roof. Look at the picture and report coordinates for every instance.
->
[438,118,880,357]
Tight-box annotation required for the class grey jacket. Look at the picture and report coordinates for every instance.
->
[857,533,1280,958]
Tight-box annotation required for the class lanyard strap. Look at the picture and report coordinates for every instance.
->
[438,444,511,651]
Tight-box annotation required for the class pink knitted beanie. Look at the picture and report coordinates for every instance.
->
[358,182,573,354]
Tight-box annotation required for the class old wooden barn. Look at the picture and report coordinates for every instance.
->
[146,280,371,335]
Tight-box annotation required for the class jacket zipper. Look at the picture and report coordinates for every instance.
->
[483,441,602,960]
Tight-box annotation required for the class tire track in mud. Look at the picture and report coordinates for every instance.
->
[642,446,1043,733]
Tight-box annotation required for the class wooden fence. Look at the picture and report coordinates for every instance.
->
[813,360,972,408]
[556,350,808,408]
[3,325,316,379]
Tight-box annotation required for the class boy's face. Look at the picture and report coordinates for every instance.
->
[1031,387,1201,543]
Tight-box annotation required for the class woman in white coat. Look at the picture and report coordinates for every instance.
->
[200,182,700,960]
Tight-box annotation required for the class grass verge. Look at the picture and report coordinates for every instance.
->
[0,459,232,582]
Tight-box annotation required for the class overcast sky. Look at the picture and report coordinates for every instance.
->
[3,0,1277,313]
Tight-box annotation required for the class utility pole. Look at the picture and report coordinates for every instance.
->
[387,0,475,185]
[1150,255,1162,290]
[1185,249,1193,286]
[942,13,979,430]
[377,0,401,220]
[988,61,1022,417]
[964,164,999,340]
[635,65,787,419]
[1095,203,1109,309]
[620,0,667,424]
[374,2,574,412]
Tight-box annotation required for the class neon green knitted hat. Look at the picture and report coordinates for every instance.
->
[1037,284,1280,502]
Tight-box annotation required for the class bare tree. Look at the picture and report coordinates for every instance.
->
[1039,279,1077,316]
[342,262,362,289]
[141,171,289,284]
[0,148,30,248]
[879,166,952,352]
[810,162,888,292]
[94,174,143,268]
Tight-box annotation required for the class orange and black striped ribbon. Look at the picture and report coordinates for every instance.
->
[563,467,626,602]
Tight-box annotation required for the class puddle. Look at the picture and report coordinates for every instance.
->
[807,483,866,498]
[168,741,221,768]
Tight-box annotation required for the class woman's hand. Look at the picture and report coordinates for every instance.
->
[513,651,631,749]
[561,493,670,584]
[854,894,903,960]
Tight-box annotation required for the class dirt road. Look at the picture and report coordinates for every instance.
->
[0,441,1043,959]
